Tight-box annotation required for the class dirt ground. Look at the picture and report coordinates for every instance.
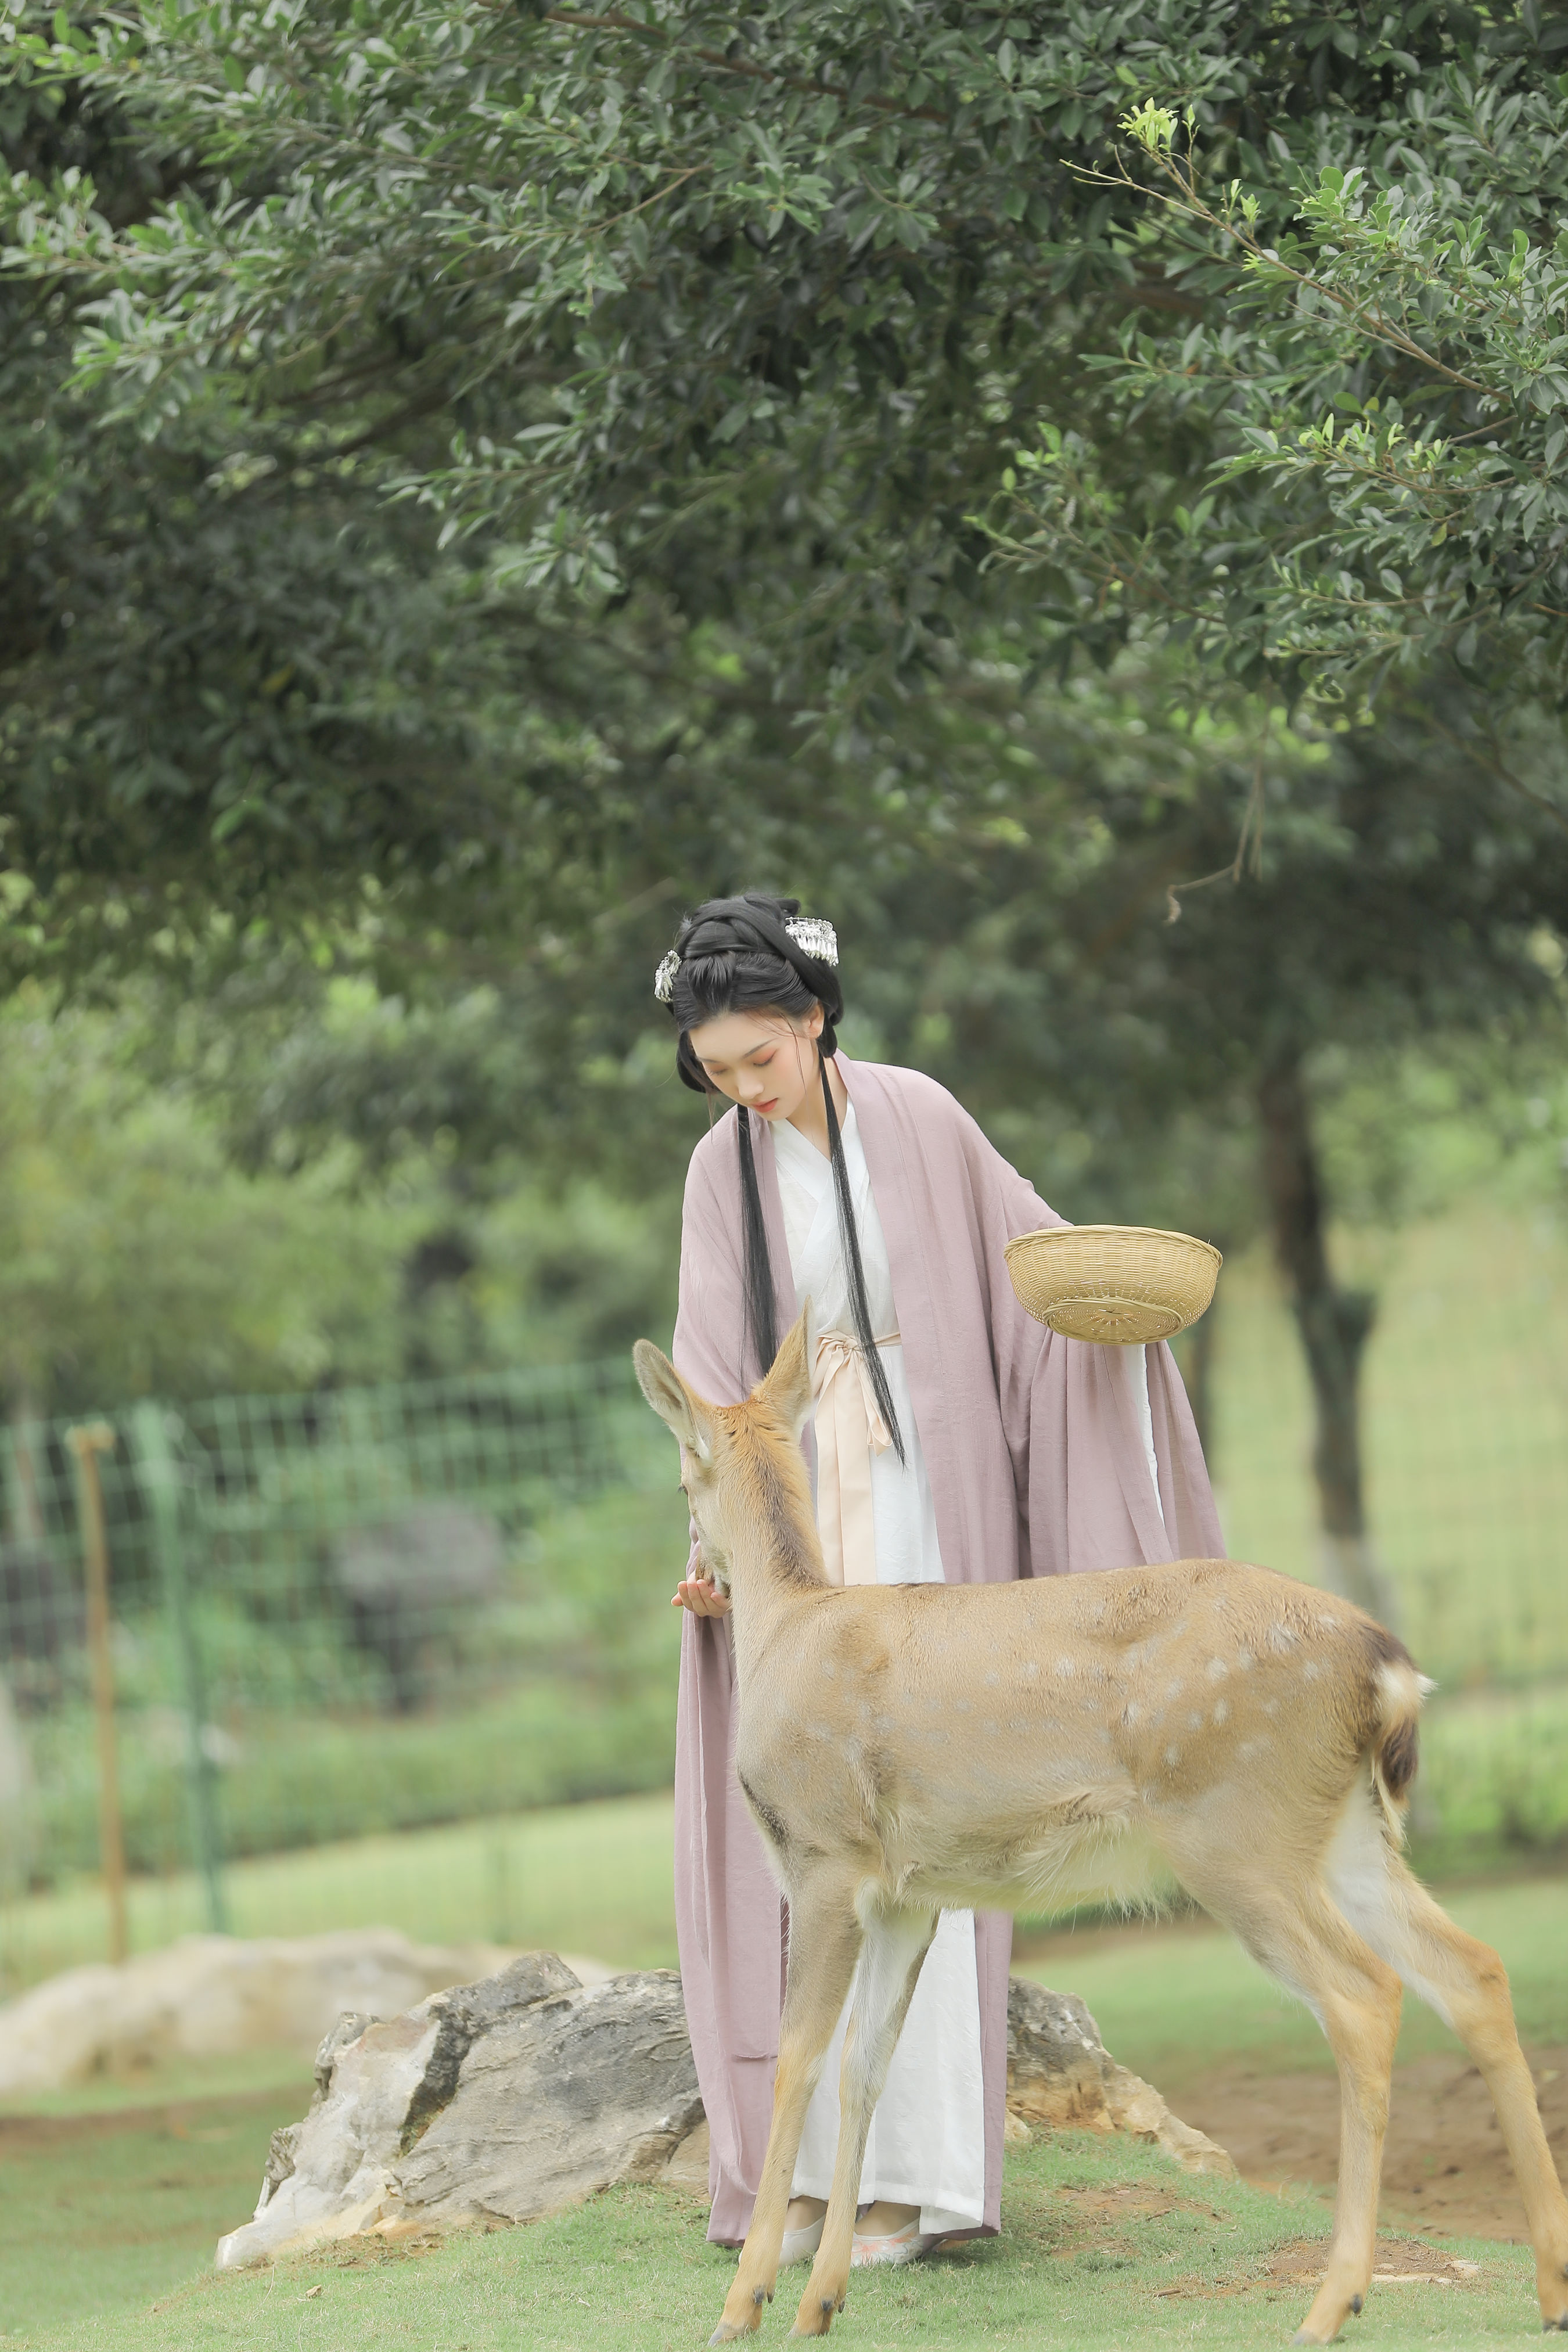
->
[1173,2046,1568,2241]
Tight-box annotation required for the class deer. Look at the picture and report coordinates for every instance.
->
[634,1308,1568,2347]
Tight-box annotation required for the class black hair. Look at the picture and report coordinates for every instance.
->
[664,892,904,1461]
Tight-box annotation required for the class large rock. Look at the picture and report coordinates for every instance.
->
[215,1957,1229,2270]
[1007,1978,1234,2175]
[216,1953,702,2268]
[0,1929,551,2096]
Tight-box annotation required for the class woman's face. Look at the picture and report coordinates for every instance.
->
[686,1002,825,1121]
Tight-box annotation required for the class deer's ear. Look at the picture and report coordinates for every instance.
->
[760,1303,815,1442]
[632,1342,714,1461]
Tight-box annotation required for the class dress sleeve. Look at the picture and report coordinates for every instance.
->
[944,1086,1069,1239]
[671,1137,751,1404]
[938,1080,1223,1571]
[670,1136,753,1580]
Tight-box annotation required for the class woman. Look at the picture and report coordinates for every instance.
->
[662,893,1222,2265]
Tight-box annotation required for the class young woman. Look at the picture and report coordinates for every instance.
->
[661,893,1222,2266]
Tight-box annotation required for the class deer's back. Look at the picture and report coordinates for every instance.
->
[735,1555,1406,1909]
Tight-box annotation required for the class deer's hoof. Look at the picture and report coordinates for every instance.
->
[710,2323,757,2346]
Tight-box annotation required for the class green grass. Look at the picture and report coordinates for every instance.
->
[1019,1875,1568,2096]
[0,2079,312,2339]
[1210,1207,1568,1689]
[9,2134,1549,2352]
[2,1873,1563,2345]
[0,1790,681,1995]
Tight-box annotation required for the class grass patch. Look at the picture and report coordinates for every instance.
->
[10,2132,1547,2352]
[0,1789,680,1993]
[1020,1874,1568,2094]
[2,1877,1562,2343]
[1211,1209,1568,1690]
[0,2080,311,2339]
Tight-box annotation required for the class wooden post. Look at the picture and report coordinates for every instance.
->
[67,1422,128,1965]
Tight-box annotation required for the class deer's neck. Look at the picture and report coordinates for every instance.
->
[722,1430,828,1663]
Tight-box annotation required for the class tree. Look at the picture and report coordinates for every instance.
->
[986,20,1568,731]
[9,2,1559,769]
[170,653,1568,1614]
[858,681,1568,1611]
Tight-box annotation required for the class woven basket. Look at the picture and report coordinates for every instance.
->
[1004,1224,1222,1345]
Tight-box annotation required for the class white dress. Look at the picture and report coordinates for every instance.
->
[772,1106,987,2235]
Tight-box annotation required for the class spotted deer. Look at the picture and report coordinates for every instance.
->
[634,1309,1568,2346]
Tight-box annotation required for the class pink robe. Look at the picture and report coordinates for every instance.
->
[671,1055,1224,2243]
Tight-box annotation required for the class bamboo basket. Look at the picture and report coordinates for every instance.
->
[1004,1224,1222,1345]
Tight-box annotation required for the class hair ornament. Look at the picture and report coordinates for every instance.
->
[652,913,838,1002]
[785,915,839,968]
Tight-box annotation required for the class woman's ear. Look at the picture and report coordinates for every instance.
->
[803,999,825,1041]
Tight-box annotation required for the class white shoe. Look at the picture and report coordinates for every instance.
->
[779,2214,825,2265]
[850,2217,941,2268]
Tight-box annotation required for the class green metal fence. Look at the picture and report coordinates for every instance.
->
[0,1362,685,1990]
[1,1233,1566,2000]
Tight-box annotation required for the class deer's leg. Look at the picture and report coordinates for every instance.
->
[1329,1825,1568,2329]
[792,1904,938,2340]
[713,1868,864,2346]
[1190,1871,1401,2347]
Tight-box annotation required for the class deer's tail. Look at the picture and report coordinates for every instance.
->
[1362,1620,1435,1840]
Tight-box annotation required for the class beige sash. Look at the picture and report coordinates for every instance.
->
[813,1328,900,1588]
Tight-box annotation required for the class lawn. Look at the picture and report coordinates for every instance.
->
[8,2129,1549,2352]
[2,1869,1563,2344]
[1017,1873,1568,2094]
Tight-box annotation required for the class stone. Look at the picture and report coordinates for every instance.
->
[216,1954,703,2268]
[1007,1976,1235,2177]
[214,1958,1231,2270]
[0,1929,608,2097]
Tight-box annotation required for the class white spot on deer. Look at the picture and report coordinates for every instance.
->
[1303,1659,1322,1682]
[1237,1736,1264,1761]
[1054,1656,1075,1679]
[1268,1623,1296,1653]
[1213,1698,1229,1725]
[1186,1710,1203,1731]
[1263,1696,1281,1717]
[1164,1745,1181,1768]
[952,1698,972,1715]
[1235,1648,1256,1672]
[1123,1702,1142,1727]
[822,1659,837,1677]
[1023,1661,1041,1680]
[983,1720,1000,1736]
[1165,1677,1184,1701]
[1206,1657,1228,1683]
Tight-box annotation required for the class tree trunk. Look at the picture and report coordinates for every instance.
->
[1256,1052,1400,1627]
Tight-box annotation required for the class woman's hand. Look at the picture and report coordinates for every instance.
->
[672,1527,730,1615]
[672,1572,731,1617]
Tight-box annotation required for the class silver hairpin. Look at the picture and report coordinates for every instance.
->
[653,948,681,1004]
[652,914,839,1003]
[786,916,839,968]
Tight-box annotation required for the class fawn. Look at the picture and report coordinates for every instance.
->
[635,1309,1568,2344]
